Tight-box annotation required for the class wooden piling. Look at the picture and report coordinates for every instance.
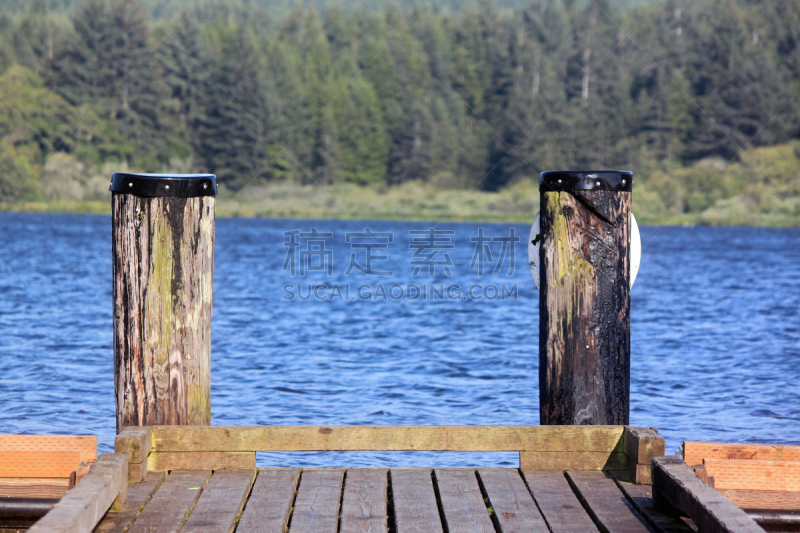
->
[538,170,632,425]
[111,173,217,432]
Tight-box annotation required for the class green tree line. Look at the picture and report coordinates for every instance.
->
[0,0,799,222]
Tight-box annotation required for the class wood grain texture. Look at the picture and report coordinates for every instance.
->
[128,458,147,483]
[521,470,599,533]
[0,435,96,462]
[630,464,653,485]
[289,469,344,533]
[151,425,624,452]
[718,489,800,511]
[340,468,388,533]
[625,428,665,465]
[390,469,444,533]
[477,469,549,533]
[112,194,215,431]
[0,478,70,499]
[0,450,82,478]
[115,427,152,464]
[237,468,300,533]
[567,471,655,532]
[651,455,763,533]
[684,442,800,467]
[181,470,255,533]
[28,453,128,533]
[95,471,167,533]
[148,451,255,471]
[539,190,631,425]
[520,451,629,471]
[611,473,695,533]
[702,458,800,491]
[434,469,494,533]
[127,470,211,533]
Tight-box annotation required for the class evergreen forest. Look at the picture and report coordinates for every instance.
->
[1,0,799,224]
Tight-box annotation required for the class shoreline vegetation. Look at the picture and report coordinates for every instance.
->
[3,140,799,227]
[1,0,799,227]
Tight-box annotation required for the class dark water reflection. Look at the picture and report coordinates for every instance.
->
[0,213,797,466]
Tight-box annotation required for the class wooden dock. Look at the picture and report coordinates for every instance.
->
[91,466,678,533]
[24,424,700,533]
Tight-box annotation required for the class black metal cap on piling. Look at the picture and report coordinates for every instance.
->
[110,173,217,198]
[540,170,633,192]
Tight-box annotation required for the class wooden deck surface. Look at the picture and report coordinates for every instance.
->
[96,468,686,533]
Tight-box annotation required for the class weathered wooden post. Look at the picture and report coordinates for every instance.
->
[538,170,632,425]
[111,173,217,432]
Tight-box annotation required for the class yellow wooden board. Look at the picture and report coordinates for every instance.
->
[151,425,624,453]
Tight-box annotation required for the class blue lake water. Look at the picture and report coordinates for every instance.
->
[0,213,798,466]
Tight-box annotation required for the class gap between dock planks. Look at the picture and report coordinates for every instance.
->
[391,469,444,533]
[95,471,167,533]
[478,469,549,533]
[181,470,255,533]
[150,425,624,453]
[288,469,344,533]
[434,469,495,533]
[611,472,695,533]
[521,470,600,533]
[127,470,211,533]
[566,471,656,533]
[340,468,389,533]
[236,469,299,533]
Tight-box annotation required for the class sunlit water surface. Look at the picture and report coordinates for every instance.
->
[0,213,797,466]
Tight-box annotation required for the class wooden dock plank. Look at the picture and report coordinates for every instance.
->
[28,453,127,533]
[434,469,494,533]
[521,470,599,533]
[151,425,624,453]
[95,471,167,533]
[684,442,800,466]
[652,455,763,533]
[237,469,300,533]
[340,468,388,533]
[703,458,800,491]
[611,472,694,533]
[567,471,655,532]
[0,435,97,462]
[288,469,344,533]
[390,469,444,533]
[127,470,211,533]
[182,470,255,533]
[477,468,549,533]
[718,489,800,511]
[0,450,82,478]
